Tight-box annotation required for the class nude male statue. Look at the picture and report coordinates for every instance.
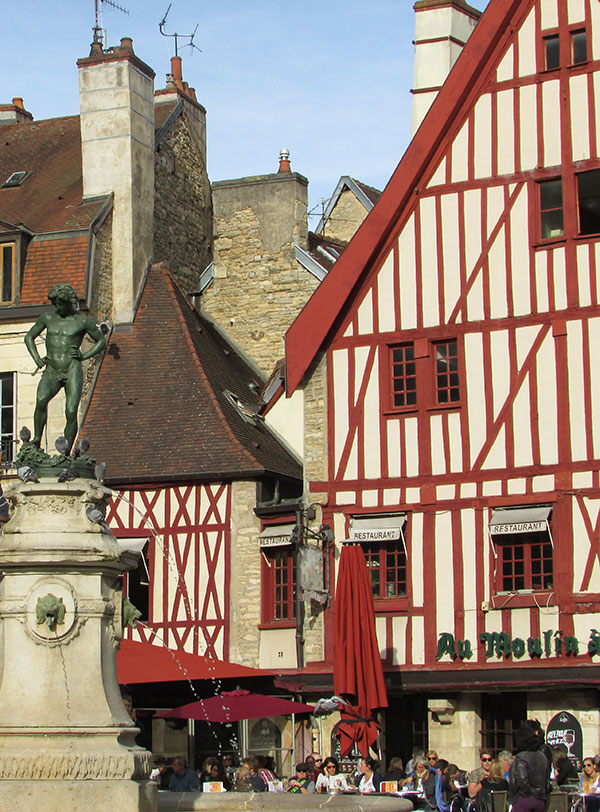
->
[24,284,107,454]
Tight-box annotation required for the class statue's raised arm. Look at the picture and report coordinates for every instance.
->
[24,284,107,454]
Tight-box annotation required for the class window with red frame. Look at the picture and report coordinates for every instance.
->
[263,547,296,621]
[363,539,407,599]
[391,343,417,408]
[389,339,461,411]
[434,340,460,404]
[496,533,553,592]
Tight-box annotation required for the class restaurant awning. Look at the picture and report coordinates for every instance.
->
[348,513,407,543]
[258,524,295,548]
[117,639,270,684]
[155,689,314,722]
[489,505,552,534]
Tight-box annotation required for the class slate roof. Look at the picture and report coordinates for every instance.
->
[82,264,303,484]
[306,232,347,275]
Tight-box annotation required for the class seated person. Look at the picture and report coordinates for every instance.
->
[256,754,277,786]
[581,757,600,793]
[414,757,437,808]
[316,757,348,792]
[468,749,494,799]
[287,762,316,793]
[204,759,231,791]
[553,746,579,787]
[168,756,201,792]
[385,757,406,782]
[474,759,508,812]
[359,757,383,794]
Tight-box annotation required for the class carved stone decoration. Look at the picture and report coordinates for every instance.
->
[0,751,152,780]
[24,577,77,644]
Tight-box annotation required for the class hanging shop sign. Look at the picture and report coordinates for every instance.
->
[436,629,600,661]
[546,711,583,770]
[298,545,328,604]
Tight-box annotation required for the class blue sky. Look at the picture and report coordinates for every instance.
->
[1,0,488,221]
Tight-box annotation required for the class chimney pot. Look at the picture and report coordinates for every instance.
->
[278,148,291,174]
[120,37,134,53]
[171,56,183,82]
[12,97,24,110]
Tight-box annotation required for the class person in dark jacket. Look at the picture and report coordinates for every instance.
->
[508,720,551,812]
[553,745,579,787]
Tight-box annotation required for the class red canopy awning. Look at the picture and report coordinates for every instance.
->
[333,544,388,757]
[156,688,314,722]
[117,639,269,684]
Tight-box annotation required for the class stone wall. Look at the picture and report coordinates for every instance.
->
[205,172,315,376]
[228,479,262,667]
[153,113,213,296]
[89,209,113,322]
[300,353,329,664]
[322,189,370,244]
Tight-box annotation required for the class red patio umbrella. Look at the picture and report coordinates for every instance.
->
[155,689,315,722]
[117,640,269,684]
[333,543,388,757]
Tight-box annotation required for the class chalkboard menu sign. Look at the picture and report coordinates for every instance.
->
[546,711,583,770]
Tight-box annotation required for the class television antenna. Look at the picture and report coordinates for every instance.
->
[93,0,129,48]
[159,4,202,57]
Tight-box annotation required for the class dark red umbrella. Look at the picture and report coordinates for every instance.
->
[155,689,315,722]
[333,544,388,757]
[117,640,269,684]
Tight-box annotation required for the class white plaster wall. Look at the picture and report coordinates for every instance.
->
[264,389,304,460]
[79,57,155,325]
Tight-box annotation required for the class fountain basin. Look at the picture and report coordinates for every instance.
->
[157,792,414,812]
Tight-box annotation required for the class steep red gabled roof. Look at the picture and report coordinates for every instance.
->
[285,0,526,393]
[82,264,302,484]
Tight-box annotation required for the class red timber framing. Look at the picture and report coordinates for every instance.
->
[105,482,231,659]
[287,0,600,681]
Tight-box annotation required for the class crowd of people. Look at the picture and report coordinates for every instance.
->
[150,719,599,807]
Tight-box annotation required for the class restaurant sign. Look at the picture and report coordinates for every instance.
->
[436,629,600,660]
[546,711,582,770]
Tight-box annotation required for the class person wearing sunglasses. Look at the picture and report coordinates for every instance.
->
[315,757,348,793]
[468,749,494,799]
[581,758,600,794]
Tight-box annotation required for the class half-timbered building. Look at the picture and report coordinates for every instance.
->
[284,0,600,766]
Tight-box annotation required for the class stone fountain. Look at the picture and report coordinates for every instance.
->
[0,283,156,810]
[0,475,156,810]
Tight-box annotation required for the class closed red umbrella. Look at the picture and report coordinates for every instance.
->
[334,544,388,757]
[155,689,315,722]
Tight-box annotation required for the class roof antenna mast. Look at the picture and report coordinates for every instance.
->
[93,0,129,48]
[159,4,202,57]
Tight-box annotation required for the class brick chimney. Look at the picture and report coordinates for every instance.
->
[155,56,207,165]
[0,98,33,125]
[411,0,481,135]
[78,37,156,326]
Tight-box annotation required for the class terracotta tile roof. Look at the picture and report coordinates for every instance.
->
[0,116,104,233]
[83,264,302,484]
[19,236,89,305]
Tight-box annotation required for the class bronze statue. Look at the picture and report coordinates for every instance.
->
[24,284,107,454]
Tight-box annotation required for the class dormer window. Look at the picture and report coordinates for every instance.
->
[2,171,28,189]
[0,243,14,304]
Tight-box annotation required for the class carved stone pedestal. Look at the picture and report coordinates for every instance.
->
[0,478,157,812]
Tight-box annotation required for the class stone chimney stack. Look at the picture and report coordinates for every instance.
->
[154,56,207,165]
[411,0,481,135]
[78,37,156,326]
[0,98,33,125]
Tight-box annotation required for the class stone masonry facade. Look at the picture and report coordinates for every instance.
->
[153,113,213,296]
[301,352,329,664]
[228,479,262,666]
[322,188,370,244]
[205,173,317,377]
